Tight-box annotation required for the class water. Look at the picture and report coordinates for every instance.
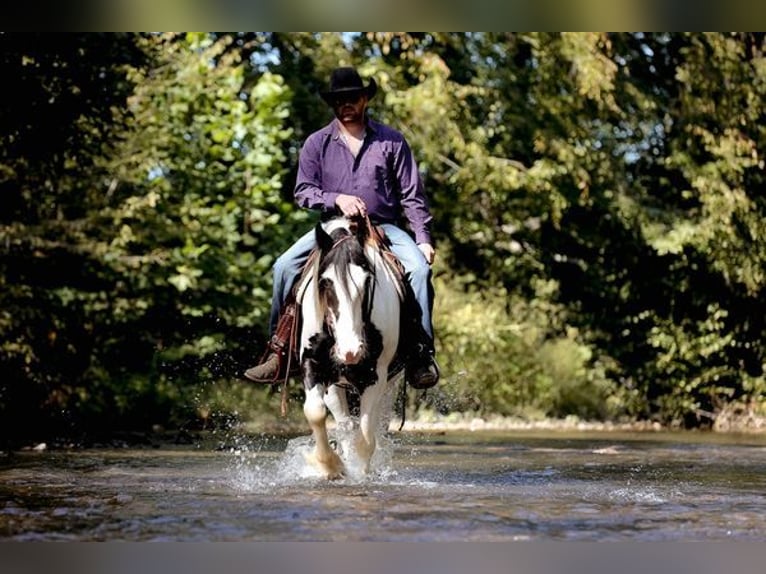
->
[1,430,765,541]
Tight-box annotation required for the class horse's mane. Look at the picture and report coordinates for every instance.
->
[317,224,371,303]
[317,218,374,304]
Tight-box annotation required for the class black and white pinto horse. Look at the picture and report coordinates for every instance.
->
[297,215,404,479]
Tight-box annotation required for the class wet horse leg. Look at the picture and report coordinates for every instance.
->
[354,364,390,473]
[303,384,344,479]
[325,383,355,459]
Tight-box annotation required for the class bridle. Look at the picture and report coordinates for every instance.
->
[323,218,379,327]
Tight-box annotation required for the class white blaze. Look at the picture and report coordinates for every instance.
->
[327,262,367,364]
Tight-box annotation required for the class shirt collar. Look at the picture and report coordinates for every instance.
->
[331,117,378,139]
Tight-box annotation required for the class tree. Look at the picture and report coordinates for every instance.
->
[0,33,146,445]
[0,33,300,444]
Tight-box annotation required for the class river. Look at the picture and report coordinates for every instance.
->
[1,429,765,541]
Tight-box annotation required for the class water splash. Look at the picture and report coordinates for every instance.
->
[227,424,400,492]
[608,487,668,504]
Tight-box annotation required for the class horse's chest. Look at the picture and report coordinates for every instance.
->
[302,324,383,392]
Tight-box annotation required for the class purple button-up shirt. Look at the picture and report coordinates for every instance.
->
[294,117,433,245]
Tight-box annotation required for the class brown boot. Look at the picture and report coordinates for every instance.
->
[244,300,298,384]
[244,352,282,384]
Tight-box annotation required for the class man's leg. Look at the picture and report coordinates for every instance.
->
[244,228,316,383]
[267,228,317,335]
[382,224,439,388]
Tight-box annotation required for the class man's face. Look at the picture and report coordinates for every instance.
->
[331,92,367,123]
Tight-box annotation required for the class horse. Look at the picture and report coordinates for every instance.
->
[296,215,405,479]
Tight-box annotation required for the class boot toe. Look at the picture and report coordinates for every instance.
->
[243,355,281,384]
[407,359,440,389]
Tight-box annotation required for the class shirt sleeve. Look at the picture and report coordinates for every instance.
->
[395,138,433,245]
[294,134,339,212]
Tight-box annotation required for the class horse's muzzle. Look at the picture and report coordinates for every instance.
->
[336,344,364,365]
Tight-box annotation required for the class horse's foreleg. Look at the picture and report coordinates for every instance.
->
[324,383,355,459]
[355,365,390,473]
[303,384,344,480]
[325,383,352,428]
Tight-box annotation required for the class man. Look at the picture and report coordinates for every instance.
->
[244,66,439,389]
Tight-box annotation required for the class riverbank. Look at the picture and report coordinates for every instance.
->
[397,407,766,434]
[247,407,766,436]
[397,414,665,433]
[10,407,766,454]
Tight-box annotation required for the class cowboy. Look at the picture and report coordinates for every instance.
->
[244,66,439,389]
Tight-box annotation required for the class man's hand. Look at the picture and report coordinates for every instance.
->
[418,243,435,265]
[335,194,367,218]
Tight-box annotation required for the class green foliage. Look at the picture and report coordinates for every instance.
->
[3,33,766,441]
[105,33,299,326]
[0,33,300,444]
[434,270,630,421]
[1,33,149,444]
[90,34,306,429]
[352,32,766,426]
[646,304,738,425]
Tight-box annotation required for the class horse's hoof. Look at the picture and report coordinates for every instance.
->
[304,450,345,480]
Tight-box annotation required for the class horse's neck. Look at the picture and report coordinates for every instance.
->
[365,243,405,301]
[294,250,321,306]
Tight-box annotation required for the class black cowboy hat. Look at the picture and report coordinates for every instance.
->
[320,67,377,104]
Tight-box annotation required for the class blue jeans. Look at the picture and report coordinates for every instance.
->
[269,223,434,339]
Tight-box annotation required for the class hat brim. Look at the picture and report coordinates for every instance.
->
[320,78,377,104]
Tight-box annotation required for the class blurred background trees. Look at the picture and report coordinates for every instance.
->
[1,32,764,445]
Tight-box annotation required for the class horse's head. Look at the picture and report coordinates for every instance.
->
[315,216,373,365]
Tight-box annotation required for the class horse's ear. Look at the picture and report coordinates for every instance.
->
[316,222,334,253]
